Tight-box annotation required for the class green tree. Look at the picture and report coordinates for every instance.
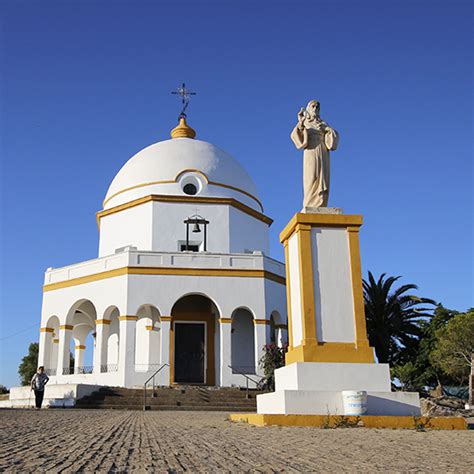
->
[363,272,435,364]
[392,305,458,390]
[430,310,474,385]
[18,342,39,386]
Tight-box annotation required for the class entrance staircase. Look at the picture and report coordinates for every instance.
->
[75,385,259,411]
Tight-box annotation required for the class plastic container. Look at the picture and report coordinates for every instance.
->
[342,390,367,416]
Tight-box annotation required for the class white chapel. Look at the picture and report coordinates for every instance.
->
[38,117,288,388]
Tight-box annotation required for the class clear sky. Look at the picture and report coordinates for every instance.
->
[1,0,472,388]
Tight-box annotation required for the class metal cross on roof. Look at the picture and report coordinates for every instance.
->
[171,83,197,119]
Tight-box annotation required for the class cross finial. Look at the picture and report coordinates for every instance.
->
[171,83,197,119]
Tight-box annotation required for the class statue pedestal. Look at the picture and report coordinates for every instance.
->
[256,212,421,416]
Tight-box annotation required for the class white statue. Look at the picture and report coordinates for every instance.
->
[291,100,339,208]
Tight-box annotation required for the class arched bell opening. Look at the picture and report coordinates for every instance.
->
[170,294,220,385]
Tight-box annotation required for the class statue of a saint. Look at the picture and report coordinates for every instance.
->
[290,100,339,208]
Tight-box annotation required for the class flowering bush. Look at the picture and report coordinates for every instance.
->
[259,343,289,391]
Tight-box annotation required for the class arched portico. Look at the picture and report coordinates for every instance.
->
[170,294,220,385]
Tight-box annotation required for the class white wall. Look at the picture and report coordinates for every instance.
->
[151,201,230,253]
[99,201,270,257]
[311,227,355,343]
[288,233,303,346]
[229,206,269,254]
[99,202,153,257]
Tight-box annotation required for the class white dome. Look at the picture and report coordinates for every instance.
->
[103,138,263,212]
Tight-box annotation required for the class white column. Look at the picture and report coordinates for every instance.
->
[74,345,85,373]
[118,316,137,385]
[94,320,110,374]
[38,328,53,369]
[56,325,73,377]
[254,320,268,376]
[159,317,171,385]
[148,327,160,366]
[219,318,233,387]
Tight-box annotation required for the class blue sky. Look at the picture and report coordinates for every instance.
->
[1,0,472,387]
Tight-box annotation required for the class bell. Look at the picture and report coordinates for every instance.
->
[192,222,201,233]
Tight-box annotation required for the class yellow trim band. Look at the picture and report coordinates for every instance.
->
[219,318,233,323]
[280,213,363,243]
[160,316,172,322]
[229,414,467,430]
[53,339,59,343]
[102,176,264,212]
[118,316,138,321]
[59,325,73,330]
[40,327,54,333]
[43,266,285,292]
[75,345,86,350]
[97,194,272,228]
[145,325,159,331]
[95,319,111,325]
[254,319,270,325]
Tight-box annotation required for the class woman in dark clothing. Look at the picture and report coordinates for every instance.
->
[30,366,49,409]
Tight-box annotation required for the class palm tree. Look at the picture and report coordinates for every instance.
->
[363,272,436,365]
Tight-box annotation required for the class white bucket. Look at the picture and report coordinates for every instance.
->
[342,390,367,416]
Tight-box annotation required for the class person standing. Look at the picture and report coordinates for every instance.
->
[30,366,49,409]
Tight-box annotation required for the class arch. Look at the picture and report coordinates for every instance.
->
[43,315,60,374]
[135,304,162,371]
[170,294,220,385]
[231,307,256,374]
[171,292,222,319]
[61,300,97,374]
[270,310,287,347]
[105,306,120,369]
[65,299,97,327]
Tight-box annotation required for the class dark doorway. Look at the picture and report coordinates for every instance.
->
[174,322,205,384]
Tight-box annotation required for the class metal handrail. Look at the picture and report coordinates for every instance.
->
[143,364,169,411]
[227,365,265,399]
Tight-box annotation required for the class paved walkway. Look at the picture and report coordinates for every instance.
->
[0,410,472,472]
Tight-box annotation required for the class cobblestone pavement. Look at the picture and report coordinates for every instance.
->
[0,409,472,472]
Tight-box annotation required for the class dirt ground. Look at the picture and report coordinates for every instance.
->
[0,409,472,472]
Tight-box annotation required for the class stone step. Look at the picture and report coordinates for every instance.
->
[75,405,256,412]
[76,385,260,412]
[77,398,256,406]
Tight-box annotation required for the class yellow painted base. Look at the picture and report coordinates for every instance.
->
[285,342,375,364]
[229,413,467,430]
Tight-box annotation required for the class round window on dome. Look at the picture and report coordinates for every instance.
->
[179,173,204,196]
[183,183,197,195]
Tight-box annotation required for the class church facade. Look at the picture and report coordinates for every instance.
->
[38,118,288,388]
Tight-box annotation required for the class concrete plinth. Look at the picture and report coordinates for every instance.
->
[0,384,101,408]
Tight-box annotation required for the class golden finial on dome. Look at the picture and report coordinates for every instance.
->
[170,82,197,139]
[170,117,196,139]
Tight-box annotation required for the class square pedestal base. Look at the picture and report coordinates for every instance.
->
[257,362,421,417]
[257,389,421,416]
